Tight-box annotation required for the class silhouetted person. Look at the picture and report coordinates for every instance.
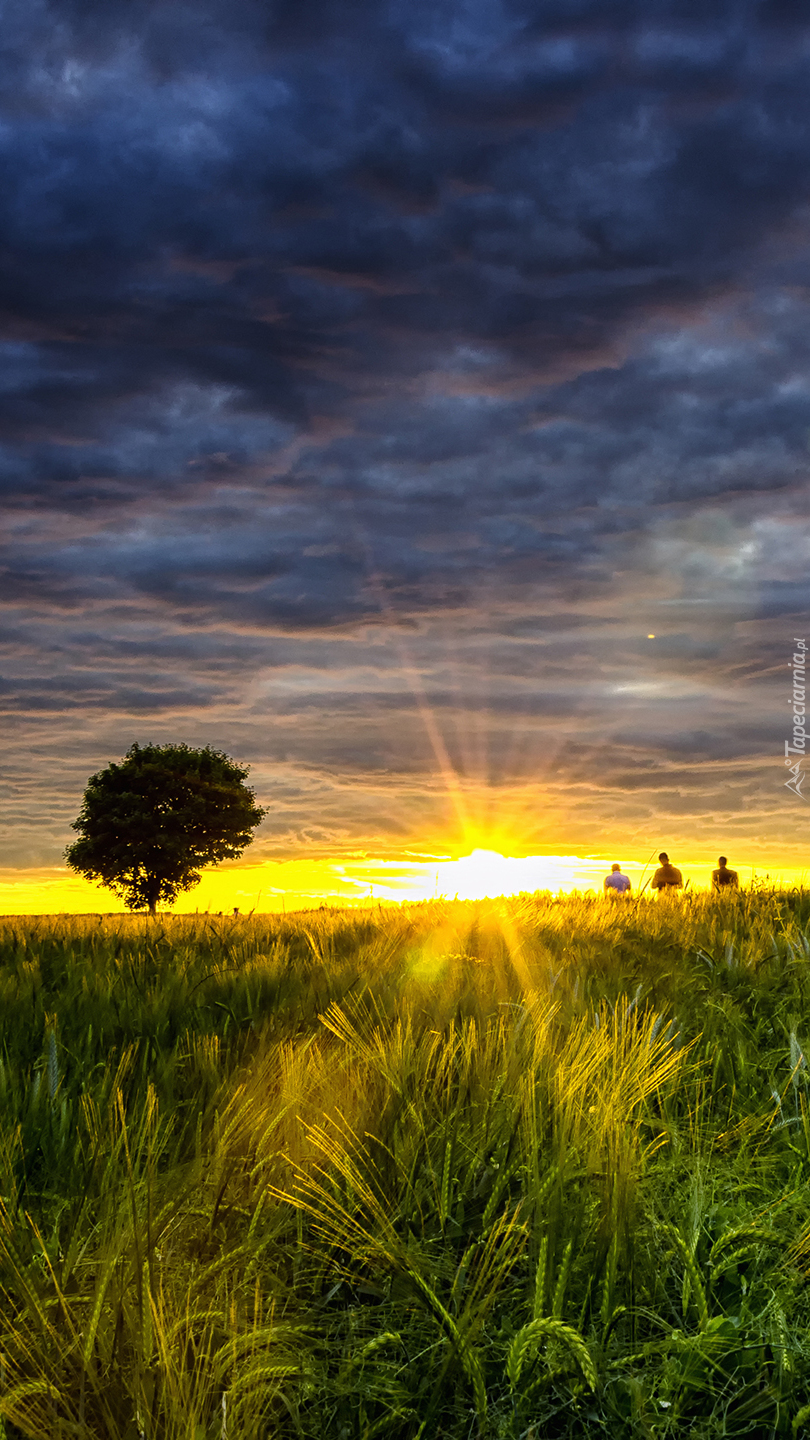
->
[712,856,739,890]
[604,863,631,896]
[651,852,683,891]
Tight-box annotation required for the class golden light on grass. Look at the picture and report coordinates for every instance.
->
[1,892,809,1434]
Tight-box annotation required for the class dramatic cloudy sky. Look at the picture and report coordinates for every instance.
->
[2,0,810,904]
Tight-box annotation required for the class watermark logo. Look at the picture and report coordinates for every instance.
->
[785,637,807,799]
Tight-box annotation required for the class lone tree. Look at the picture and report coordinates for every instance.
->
[65,742,266,914]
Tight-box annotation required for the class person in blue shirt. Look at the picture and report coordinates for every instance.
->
[604,863,631,896]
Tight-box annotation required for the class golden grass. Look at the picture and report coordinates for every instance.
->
[0,888,808,1436]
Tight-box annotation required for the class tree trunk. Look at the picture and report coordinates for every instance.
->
[145,878,160,916]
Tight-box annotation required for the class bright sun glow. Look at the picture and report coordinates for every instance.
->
[1,852,807,914]
[403,849,601,901]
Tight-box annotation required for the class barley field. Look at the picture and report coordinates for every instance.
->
[1,889,810,1439]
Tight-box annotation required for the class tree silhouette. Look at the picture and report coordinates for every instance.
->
[65,743,266,913]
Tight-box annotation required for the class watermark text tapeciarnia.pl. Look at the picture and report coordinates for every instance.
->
[785,637,807,799]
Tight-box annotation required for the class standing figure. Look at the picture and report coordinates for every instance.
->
[604,863,631,896]
[650,852,683,892]
[712,856,739,891]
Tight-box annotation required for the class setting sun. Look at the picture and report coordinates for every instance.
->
[407,849,603,900]
[3,849,807,913]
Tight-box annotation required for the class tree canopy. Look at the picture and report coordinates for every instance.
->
[65,743,266,913]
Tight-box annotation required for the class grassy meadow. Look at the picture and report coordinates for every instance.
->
[1,889,810,1437]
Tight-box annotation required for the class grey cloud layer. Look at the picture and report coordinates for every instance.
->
[1,0,809,871]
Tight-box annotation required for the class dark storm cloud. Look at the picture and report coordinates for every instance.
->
[1,0,810,871]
